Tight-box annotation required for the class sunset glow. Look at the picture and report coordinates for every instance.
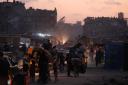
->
[4,0,126,23]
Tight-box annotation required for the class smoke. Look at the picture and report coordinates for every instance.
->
[54,21,83,44]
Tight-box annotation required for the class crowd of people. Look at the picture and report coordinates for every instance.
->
[0,40,104,85]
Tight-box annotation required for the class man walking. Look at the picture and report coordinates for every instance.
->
[0,51,10,85]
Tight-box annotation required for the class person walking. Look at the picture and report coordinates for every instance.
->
[65,53,72,77]
[0,51,10,85]
[38,48,49,84]
[51,46,59,81]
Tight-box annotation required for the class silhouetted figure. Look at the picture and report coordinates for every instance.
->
[95,51,99,67]
[70,43,82,77]
[42,39,52,51]
[17,47,25,60]
[90,47,94,63]
[95,47,104,67]
[42,40,53,81]
[66,53,72,77]
[22,44,27,54]
[51,46,58,81]
[29,56,36,81]
[12,69,25,85]
[53,57,58,82]
[38,49,49,84]
[58,52,65,72]
[0,51,9,85]
[23,53,29,73]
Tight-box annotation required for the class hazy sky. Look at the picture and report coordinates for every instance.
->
[24,0,128,23]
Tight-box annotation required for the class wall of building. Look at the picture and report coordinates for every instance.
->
[0,1,57,34]
[83,15,128,43]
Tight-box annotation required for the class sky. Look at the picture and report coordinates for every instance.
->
[19,0,128,23]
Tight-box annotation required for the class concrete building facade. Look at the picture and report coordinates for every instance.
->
[83,13,128,43]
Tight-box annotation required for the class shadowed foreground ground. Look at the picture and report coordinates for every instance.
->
[31,68,128,85]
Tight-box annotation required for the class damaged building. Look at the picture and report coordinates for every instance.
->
[0,0,57,34]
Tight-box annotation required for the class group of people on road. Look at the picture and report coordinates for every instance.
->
[0,40,105,85]
[0,40,68,85]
